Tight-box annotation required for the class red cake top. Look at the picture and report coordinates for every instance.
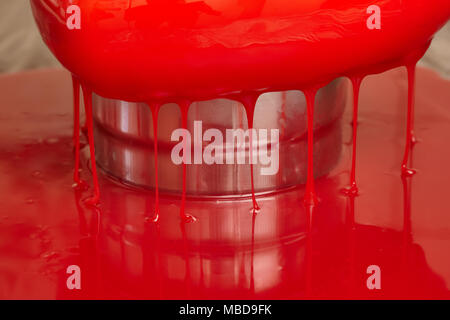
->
[31,0,450,101]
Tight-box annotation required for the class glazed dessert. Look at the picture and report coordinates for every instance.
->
[30,0,450,218]
[0,0,449,299]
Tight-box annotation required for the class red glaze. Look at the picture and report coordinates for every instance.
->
[31,0,449,212]
[147,102,161,223]
[71,75,82,186]
[80,85,100,206]
[401,64,417,177]
[1,68,450,299]
[10,0,450,300]
[304,89,318,206]
[31,0,450,101]
[239,93,260,214]
[346,77,362,196]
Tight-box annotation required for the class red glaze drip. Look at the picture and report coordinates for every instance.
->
[402,63,418,177]
[178,101,196,223]
[148,102,161,222]
[239,93,261,215]
[80,85,100,206]
[304,88,319,295]
[71,75,83,187]
[345,76,363,196]
[304,89,319,206]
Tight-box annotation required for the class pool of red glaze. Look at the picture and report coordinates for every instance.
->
[0,67,449,299]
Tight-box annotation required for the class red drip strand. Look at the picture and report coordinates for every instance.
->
[304,89,319,206]
[402,64,417,177]
[81,85,100,206]
[346,77,363,196]
[72,75,83,186]
[240,93,261,215]
[148,103,161,222]
[179,101,196,223]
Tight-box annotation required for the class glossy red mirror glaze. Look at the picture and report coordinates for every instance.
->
[30,0,450,102]
[1,68,450,299]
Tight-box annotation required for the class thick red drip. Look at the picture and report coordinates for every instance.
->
[304,89,319,206]
[81,85,100,206]
[239,93,261,215]
[344,76,363,196]
[402,63,418,177]
[148,103,161,223]
[178,100,196,223]
[71,75,82,186]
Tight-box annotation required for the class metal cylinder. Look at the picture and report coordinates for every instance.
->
[92,79,348,196]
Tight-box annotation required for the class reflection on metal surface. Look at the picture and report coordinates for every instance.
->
[93,79,347,195]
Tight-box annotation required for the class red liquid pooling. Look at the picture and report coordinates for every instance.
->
[3,0,449,299]
[1,68,450,299]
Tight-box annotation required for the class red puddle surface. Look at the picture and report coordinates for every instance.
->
[0,67,450,299]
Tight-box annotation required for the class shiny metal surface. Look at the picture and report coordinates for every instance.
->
[92,79,348,196]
